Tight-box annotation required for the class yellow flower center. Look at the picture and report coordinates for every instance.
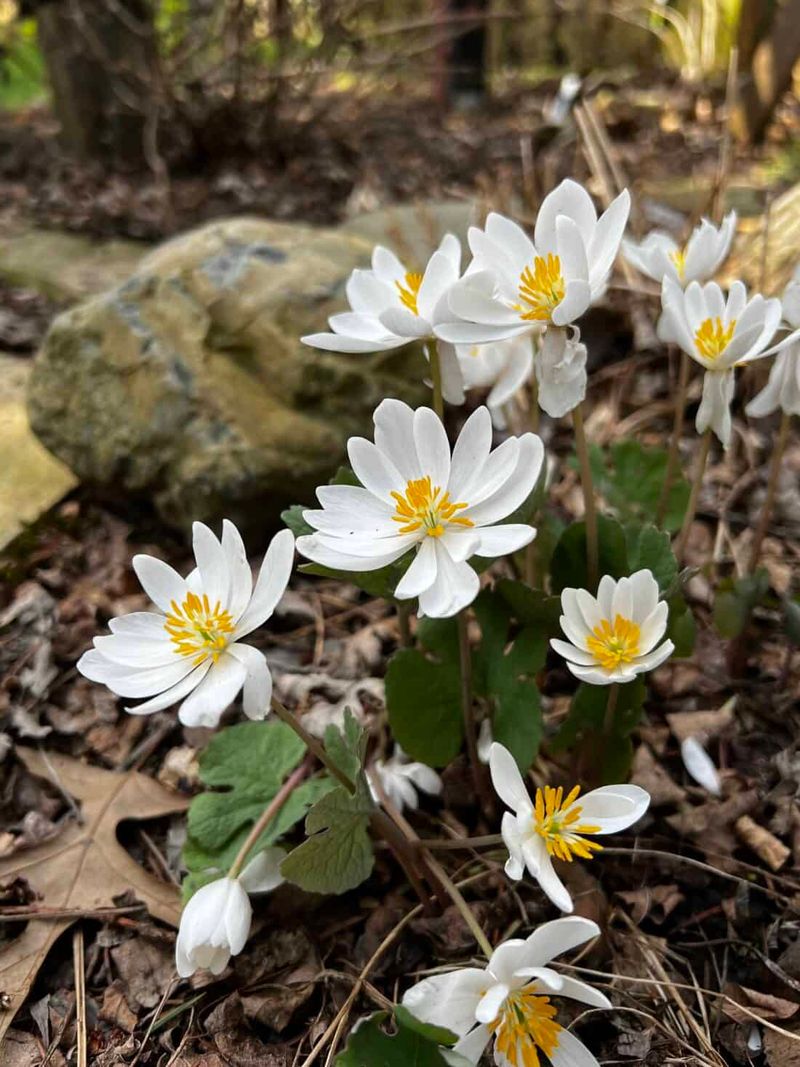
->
[390,475,474,538]
[489,987,562,1067]
[533,785,603,863]
[586,614,641,671]
[517,255,565,322]
[670,247,687,279]
[165,592,234,665]
[694,316,736,361]
[395,271,423,315]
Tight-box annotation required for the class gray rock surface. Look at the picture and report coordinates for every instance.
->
[27,215,430,534]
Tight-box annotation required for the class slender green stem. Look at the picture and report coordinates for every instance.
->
[396,599,412,648]
[529,373,540,434]
[603,683,620,737]
[748,410,790,573]
[457,611,489,808]
[656,348,690,528]
[270,698,352,790]
[572,403,599,589]
[428,341,444,419]
[270,698,432,907]
[675,428,713,566]
[229,759,310,879]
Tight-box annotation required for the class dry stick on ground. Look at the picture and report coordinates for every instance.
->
[73,928,87,1067]
[129,977,177,1067]
[299,870,496,1067]
[710,47,739,222]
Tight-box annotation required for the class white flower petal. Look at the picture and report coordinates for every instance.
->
[402,969,488,1037]
[123,661,212,716]
[417,544,480,618]
[475,983,509,1024]
[473,524,535,557]
[192,522,230,609]
[549,1026,602,1067]
[132,554,189,613]
[681,736,722,796]
[239,846,286,893]
[234,529,294,638]
[535,851,574,913]
[489,742,532,813]
[221,520,253,621]
[178,653,247,728]
[453,1024,492,1064]
[394,538,438,599]
[577,784,650,832]
[517,916,600,968]
[227,642,272,720]
[413,406,451,490]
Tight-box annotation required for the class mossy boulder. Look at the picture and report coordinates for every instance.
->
[28,216,428,535]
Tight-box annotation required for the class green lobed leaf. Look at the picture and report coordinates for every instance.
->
[494,579,561,635]
[281,504,314,538]
[472,590,546,773]
[182,721,335,900]
[550,515,628,594]
[335,1011,464,1067]
[624,523,679,592]
[587,440,690,533]
[188,722,307,849]
[181,777,331,901]
[385,617,463,767]
[324,707,368,786]
[666,592,696,658]
[280,782,374,894]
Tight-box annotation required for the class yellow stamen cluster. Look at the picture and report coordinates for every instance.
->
[489,988,562,1067]
[395,271,424,315]
[165,592,234,665]
[669,248,687,279]
[533,785,603,862]
[586,614,641,671]
[391,476,473,538]
[694,316,736,361]
[517,255,565,321]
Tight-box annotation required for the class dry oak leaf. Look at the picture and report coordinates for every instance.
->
[0,747,188,1043]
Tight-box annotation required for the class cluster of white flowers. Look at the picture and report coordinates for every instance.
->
[304,179,630,424]
[74,176,800,1065]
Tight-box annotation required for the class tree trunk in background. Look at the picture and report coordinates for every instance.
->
[449,0,488,101]
[36,0,161,166]
[733,0,800,143]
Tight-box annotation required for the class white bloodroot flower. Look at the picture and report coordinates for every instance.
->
[301,235,465,401]
[746,269,800,419]
[78,523,294,728]
[296,399,544,618]
[402,915,612,1066]
[437,179,630,346]
[489,742,650,914]
[535,325,588,418]
[367,746,442,812]
[551,570,674,686]
[175,848,285,977]
[452,335,534,424]
[623,211,736,285]
[658,277,797,447]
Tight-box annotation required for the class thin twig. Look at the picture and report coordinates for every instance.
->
[655,348,691,528]
[73,929,87,1067]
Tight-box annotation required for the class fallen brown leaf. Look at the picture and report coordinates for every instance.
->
[666,696,736,743]
[0,748,188,1041]
[616,884,684,924]
[631,743,686,806]
[765,1027,800,1066]
[735,815,791,871]
[723,983,799,1023]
